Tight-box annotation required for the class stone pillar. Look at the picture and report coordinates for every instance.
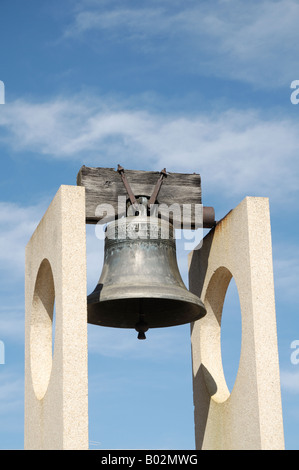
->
[189,197,284,450]
[24,185,88,450]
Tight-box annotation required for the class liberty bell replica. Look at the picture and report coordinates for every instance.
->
[87,166,207,339]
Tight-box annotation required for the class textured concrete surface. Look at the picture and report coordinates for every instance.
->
[189,197,284,450]
[24,185,88,450]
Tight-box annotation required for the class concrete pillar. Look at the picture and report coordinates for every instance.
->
[24,185,88,450]
[189,197,284,450]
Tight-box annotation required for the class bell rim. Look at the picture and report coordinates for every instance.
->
[87,285,206,329]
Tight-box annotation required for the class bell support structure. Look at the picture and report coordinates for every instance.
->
[24,168,285,450]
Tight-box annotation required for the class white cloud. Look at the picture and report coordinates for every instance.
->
[65,0,299,87]
[0,96,298,205]
[0,98,92,157]
[65,7,163,38]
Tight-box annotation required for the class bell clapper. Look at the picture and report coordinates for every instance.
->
[135,309,149,340]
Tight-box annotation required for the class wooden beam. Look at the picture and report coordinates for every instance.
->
[77,165,214,229]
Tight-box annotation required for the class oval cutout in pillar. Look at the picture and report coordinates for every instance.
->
[30,258,55,400]
[200,266,243,403]
[220,277,242,393]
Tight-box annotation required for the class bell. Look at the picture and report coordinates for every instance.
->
[87,202,206,339]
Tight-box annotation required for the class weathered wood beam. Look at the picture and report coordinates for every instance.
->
[77,165,215,229]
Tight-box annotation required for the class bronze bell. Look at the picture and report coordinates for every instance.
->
[87,198,206,339]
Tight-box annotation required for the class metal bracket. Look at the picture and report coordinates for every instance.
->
[118,164,167,215]
[147,168,167,209]
[117,164,139,213]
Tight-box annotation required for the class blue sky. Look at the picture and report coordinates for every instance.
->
[0,0,299,450]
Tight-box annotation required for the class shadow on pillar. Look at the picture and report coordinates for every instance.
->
[188,225,214,299]
[192,364,217,449]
